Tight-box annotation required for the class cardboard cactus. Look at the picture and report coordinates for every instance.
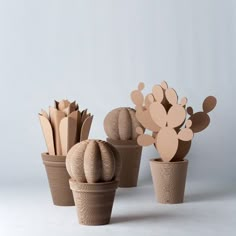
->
[66,140,121,225]
[39,99,93,156]
[39,99,93,206]
[104,107,140,140]
[104,107,143,187]
[131,81,217,204]
[66,140,121,183]
[131,81,217,162]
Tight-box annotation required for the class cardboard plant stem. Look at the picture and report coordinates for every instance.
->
[41,153,74,206]
[131,82,217,203]
[107,139,142,187]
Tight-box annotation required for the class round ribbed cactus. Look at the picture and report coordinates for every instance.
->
[66,140,121,183]
[104,107,142,140]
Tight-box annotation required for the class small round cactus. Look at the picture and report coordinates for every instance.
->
[104,107,142,140]
[66,140,121,183]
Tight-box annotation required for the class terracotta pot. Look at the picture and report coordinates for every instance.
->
[150,158,188,204]
[107,139,142,187]
[41,153,74,206]
[69,180,118,225]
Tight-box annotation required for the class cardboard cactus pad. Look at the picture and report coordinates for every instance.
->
[131,81,217,162]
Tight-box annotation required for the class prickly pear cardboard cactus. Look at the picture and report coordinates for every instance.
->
[39,100,93,156]
[104,107,142,140]
[131,81,217,162]
[66,140,121,183]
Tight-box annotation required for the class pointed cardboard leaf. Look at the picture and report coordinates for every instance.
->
[165,88,178,105]
[59,117,77,155]
[80,116,93,141]
[203,96,217,113]
[49,107,65,155]
[149,102,167,128]
[76,111,82,142]
[54,100,59,109]
[189,112,210,133]
[155,127,178,162]
[41,109,49,119]
[81,109,88,123]
[39,115,55,155]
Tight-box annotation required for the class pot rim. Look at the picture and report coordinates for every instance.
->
[150,158,188,165]
[107,138,139,146]
[69,179,118,192]
[41,153,66,165]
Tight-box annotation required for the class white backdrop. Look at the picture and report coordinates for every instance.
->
[0,0,235,187]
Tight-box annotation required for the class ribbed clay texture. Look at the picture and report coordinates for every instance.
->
[104,107,141,140]
[66,140,121,183]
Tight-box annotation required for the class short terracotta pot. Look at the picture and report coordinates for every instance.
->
[69,180,118,225]
[107,138,142,187]
[150,158,188,204]
[41,153,74,206]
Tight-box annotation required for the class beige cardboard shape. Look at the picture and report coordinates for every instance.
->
[156,127,179,162]
[39,115,55,155]
[131,81,217,162]
[189,112,210,133]
[80,116,93,142]
[136,109,161,132]
[172,141,192,162]
[59,117,77,155]
[49,107,65,155]
[149,102,167,128]
[203,96,217,113]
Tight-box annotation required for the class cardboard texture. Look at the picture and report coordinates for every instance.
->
[39,100,93,206]
[66,139,121,225]
[130,81,217,162]
[69,180,118,225]
[41,153,74,206]
[104,107,143,187]
[150,159,188,204]
[39,99,93,156]
[107,138,142,187]
[131,81,217,204]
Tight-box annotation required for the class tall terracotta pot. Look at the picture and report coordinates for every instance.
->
[150,158,188,204]
[42,153,74,206]
[107,139,142,187]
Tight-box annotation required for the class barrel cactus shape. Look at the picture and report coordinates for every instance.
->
[66,140,121,183]
[104,107,142,140]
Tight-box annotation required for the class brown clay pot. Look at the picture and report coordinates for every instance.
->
[107,138,142,187]
[69,180,118,225]
[150,158,188,204]
[41,153,74,206]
